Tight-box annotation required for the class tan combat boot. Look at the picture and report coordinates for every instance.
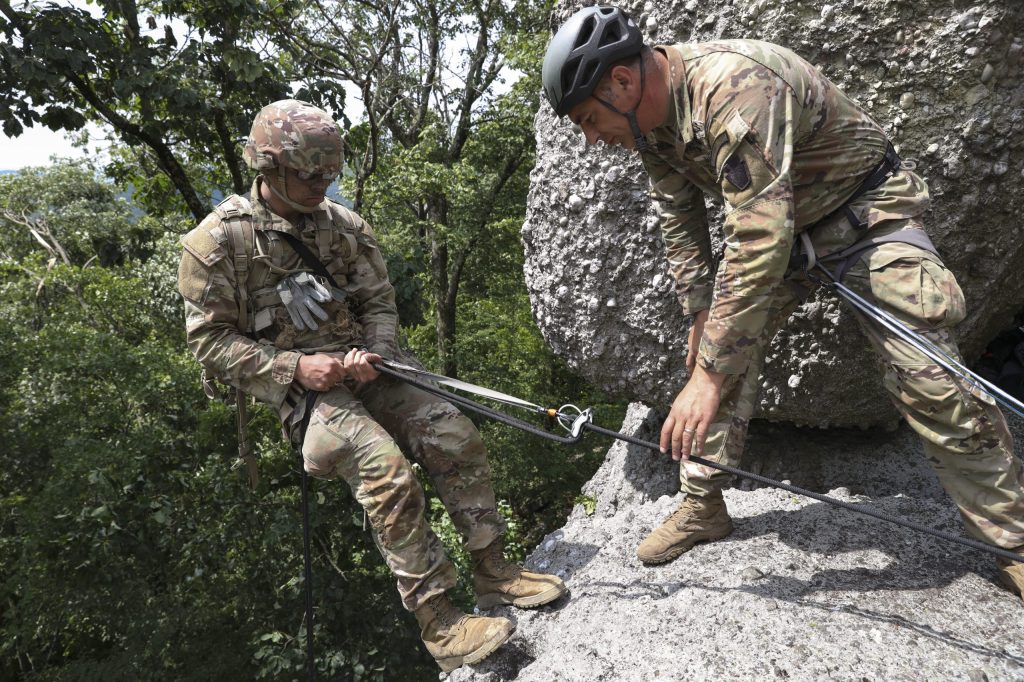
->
[636,489,734,565]
[997,551,1024,601]
[472,539,567,609]
[413,592,514,672]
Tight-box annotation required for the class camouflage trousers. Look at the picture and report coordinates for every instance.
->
[680,216,1024,550]
[299,374,505,611]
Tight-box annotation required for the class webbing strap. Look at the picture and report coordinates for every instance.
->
[271,230,340,290]
[225,217,252,334]
[235,391,259,491]
[820,228,941,282]
[788,140,909,285]
[799,231,816,271]
[296,388,318,682]
[314,211,333,263]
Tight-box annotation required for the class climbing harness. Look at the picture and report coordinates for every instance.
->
[373,360,1023,565]
[807,262,1024,421]
[784,140,1024,420]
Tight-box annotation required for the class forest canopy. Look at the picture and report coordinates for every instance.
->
[0,1,624,679]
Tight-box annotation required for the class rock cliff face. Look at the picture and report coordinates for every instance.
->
[523,0,1024,428]
[442,2,1024,678]
[447,409,1024,681]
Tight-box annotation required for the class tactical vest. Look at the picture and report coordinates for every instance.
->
[212,193,365,344]
[205,193,368,489]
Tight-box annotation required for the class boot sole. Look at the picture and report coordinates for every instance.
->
[476,582,568,610]
[434,622,516,673]
[637,522,734,566]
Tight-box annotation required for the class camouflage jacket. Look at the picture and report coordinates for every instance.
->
[177,177,399,420]
[640,40,930,375]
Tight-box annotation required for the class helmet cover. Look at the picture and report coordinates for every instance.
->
[242,99,343,176]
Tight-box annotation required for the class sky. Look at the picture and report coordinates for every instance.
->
[1,123,107,170]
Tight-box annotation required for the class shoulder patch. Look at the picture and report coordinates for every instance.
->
[181,218,228,267]
[723,156,752,191]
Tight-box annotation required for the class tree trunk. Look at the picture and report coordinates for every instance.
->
[427,194,457,378]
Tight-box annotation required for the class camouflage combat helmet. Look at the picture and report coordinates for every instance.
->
[243,99,343,176]
[542,6,643,117]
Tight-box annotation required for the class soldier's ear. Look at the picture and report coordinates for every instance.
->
[608,64,637,93]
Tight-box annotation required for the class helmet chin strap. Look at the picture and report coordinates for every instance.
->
[594,55,649,152]
[264,169,323,215]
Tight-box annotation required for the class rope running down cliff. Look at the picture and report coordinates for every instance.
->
[373,359,1024,565]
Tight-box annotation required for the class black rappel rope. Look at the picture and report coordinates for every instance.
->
[373,362,1023,565]
[295,389,319,682]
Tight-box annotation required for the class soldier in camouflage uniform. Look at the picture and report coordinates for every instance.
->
[542,6,1024,598]
[177,100,566,671]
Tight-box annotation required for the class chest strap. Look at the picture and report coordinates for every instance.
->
[270,229,341,289]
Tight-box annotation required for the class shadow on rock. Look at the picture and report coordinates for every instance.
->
[461,638,537,681]
[717,492,1008,615]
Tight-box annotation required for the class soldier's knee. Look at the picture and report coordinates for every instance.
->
[303,403,395,478]
[885,364,966,415]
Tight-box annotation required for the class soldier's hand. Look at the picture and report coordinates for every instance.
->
[343,347,381,383]
[660,365,726,461]
[686,309,710,373]
[295,353,347,391]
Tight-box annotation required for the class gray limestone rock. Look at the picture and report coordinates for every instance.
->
[523,0,1024,428]
[446,404,1024,681]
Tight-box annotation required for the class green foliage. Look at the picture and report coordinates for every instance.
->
[0,161,165,267]
[0,163,433,680]
[402,277,627,550]
[0,1,630,677]
[574,495,598,516]
[0,0,298,218]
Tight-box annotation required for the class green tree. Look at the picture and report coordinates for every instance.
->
[277,0,550,379]
[0,0,305,219]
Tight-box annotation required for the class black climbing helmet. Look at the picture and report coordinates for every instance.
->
[542,6,644,117]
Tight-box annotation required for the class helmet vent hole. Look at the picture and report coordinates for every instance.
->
[563,56,582,91]
[580,60,599,86]
[601,23,622,46]
[574,16,595,49]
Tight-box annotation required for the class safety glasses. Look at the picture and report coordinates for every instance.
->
[293,168,337,182]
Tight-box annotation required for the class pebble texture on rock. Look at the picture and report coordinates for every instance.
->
[523,0,1024,428]
[447,405,1024,681]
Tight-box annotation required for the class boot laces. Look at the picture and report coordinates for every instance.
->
[667,494,715,526]
[428,594,464,628]
[480,542,521,580]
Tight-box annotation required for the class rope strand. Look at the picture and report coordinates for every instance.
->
[375,363,1023,565]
